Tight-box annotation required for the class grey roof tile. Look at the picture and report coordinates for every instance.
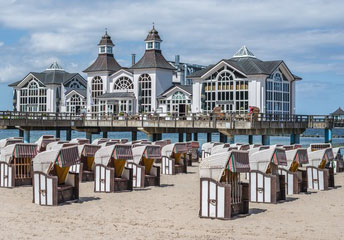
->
[131,50,176,70]
[96,92,136,99]
[83,54,121,73]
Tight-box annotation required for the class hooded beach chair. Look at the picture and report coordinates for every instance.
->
[199,150,250,220]
[185,141,200,166]
[35,135,59,152]
[153,140,169,148]
[69,138,90,145]
[94,144,133,193]
[305,148,335,190]
[249,147,287,203]
[0,137,23,150]
[278,148,309,195]
[0,143,37,188]
[161,143,188,175]
[127,145,161,188]
[201,142,222,160]
[32,146,80,206]
[92,138,110,145]
[332,147,344,173]
[69,144,101,182]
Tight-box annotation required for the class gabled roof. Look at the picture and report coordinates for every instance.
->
[331,107,344,116]
[131,50,176,70]
[65,88,87,98]
[83,54,122,73]
[157,84,192,98]
[9,63,86,87]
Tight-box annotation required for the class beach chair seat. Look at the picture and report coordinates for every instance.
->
[33,146,80,206]
[0,143,38,188]
[306,166,329,190]
[200,151,250,219]
[161,143,188,175]
[249,148,287,203]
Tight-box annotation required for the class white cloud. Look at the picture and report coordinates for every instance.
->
[0,42,3,47]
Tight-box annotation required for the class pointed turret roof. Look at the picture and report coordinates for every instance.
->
[232,46,256,58]
[83,31,121,74]
[145,25,162,41]
[131,26,175,70]
[331,107,344,116]
[98,29,114,46]
[46,61,64,71]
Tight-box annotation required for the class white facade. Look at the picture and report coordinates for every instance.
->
[189,47,301,115]
[10,62,87,115]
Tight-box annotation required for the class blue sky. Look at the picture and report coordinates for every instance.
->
[0,0,343,114]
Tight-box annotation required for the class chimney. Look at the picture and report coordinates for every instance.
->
[131,54,136,65]
[175,55,180,66]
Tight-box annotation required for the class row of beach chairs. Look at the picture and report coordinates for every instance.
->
[199,142,344,220]
[0,136,200,206]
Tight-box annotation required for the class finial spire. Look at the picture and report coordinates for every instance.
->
[105,28,108,35]
[152,22,155,29]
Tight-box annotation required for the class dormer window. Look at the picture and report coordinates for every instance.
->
[155,42,160,50]
[147,42,153,49]
[106,46,112,54]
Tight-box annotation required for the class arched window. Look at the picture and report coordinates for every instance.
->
[138,74,151,113]
[203,66,248,113]
[70,80,80,89]
[19,79,47,112]
[91,76,103,113]
[172,91,186,100]
[274,72,282,81]
[114,77,133,90]
[67,94,85,115]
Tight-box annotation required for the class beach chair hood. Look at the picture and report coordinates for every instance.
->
[33,146,79,174]
[307,148,334,167]
[69,138,90,145]
[79,144,101,157]
[0,143,37,164]
[200,151,250,181]
[162,143,188,157]
[285,148,309,169]
[250,147,287,172]
[0,138,24,149]
[94,144,133,166]
[132,145,161,165]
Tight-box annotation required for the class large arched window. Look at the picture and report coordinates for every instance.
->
[203,66,248,113]
[266,71,289,114]
[172,91,186,100]
[66,94,85,115]
[91,76,103,114]
[138,74,151,113]
[19,79,47,112]
[114,77,133,90]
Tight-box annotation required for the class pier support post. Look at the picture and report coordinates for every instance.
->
[290,134,300,145]
[325,128,332,143]
[207,133,212,142]
[228,135,235,144]
[132,131,137,141]
[248,135,253,144]
[56,129,61,139]
[103,131,108,138]
[178,133,184,142]
[19,129,24,138]
[24,129,30,143]
[66,130,72,141]
[193,133,198,141]
[152,133,162,142]
[219,133,228,143]
[262,135,270,146]
[86,132,92,143]
[186,133,192,142]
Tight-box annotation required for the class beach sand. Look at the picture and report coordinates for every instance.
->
[1,164,343,240]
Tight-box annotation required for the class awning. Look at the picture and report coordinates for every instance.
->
[56,146,80,168]
[82,144,101,157]
[144,145,161,159]
[14,144,38,158]
[272,149,287,166]
[113,144,133,160]
[228,151,250,172]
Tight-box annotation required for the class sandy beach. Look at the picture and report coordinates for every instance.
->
[1,164,343,240]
